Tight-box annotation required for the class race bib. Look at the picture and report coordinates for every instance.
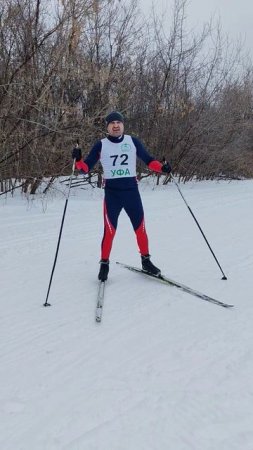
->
[100,135,137,179]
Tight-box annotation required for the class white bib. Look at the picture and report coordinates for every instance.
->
[100,135,137,179]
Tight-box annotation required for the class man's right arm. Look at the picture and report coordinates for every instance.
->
[72,141,102,174]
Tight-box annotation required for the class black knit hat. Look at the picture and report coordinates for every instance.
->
[105,111,124,124]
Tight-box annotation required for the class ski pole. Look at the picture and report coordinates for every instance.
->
[43,156,77,306]
[170,173,227,280]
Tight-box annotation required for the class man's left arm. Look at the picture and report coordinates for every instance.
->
[132,136,172,174]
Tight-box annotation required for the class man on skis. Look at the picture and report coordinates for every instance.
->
[72,111,171,281]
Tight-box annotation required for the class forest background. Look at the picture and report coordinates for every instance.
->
[1,0,253,195]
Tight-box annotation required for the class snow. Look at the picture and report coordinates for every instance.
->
[1,177,253,450]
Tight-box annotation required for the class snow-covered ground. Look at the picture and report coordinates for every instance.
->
[1,178,253,450]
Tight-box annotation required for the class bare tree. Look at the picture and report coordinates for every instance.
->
[1,0,253,196]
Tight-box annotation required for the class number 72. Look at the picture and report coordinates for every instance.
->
[110,154,128,166]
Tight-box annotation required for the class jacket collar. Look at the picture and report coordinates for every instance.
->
[107,134,124,143]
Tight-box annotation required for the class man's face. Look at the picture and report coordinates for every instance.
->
[107,120,124,137]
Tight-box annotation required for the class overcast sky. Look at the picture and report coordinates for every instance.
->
[139,0,253,59]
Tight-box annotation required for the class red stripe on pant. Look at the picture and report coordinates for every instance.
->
[135,219,149,256]
[101,201,116,260]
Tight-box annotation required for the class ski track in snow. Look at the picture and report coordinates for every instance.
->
[1,179,253,450]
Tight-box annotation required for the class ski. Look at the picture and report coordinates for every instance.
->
[116,262,234,309]
[95,281,106,322]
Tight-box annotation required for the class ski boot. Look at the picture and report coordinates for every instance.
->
[98,259,109,281]
[141,254,161,276]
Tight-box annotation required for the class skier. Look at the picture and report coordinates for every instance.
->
[72,111,171,282]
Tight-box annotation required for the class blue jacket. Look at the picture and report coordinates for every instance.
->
[83,134,155,190]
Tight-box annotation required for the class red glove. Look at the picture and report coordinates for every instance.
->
[148,160,163,173]
[76,160,89,173]
[148,160,171,174]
